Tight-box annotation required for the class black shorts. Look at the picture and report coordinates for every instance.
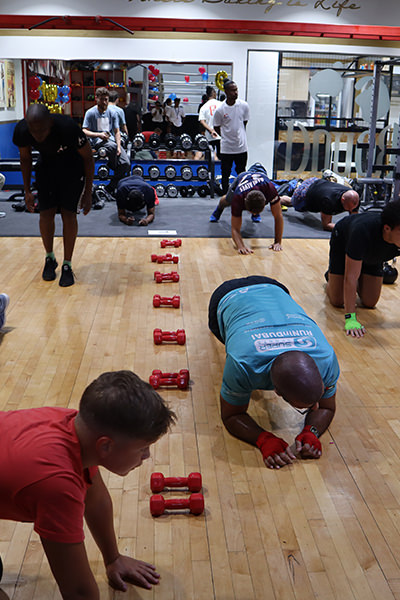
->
[35,167,85,213]
[329,228,384,277]
[208,276,290,343]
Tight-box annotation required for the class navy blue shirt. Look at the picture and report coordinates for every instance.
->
[116,176,156,212]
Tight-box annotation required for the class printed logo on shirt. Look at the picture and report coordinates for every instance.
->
[252,329,316,352]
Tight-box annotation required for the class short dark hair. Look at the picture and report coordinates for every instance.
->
[79,370,176,441]
[206,86,214,97]
[223,78,235,91]
[108,90,119,103]
[245,190,266,213]
[127,189,145,211]
[381,200,400,229]
[96,87,109,98]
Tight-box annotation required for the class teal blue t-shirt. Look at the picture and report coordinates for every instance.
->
[217,284,340,406]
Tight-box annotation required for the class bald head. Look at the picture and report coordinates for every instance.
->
[341,189,359,214]
[25,104,52,143]
[270,351,324,408]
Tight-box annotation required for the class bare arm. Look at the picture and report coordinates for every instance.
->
[19,146,35,212]
[343,255,365,337]
[321,212,334,231]
[85,471,159,591]
[41,537,99,600]
[114,128,121,155]
[118,207,135,226]
[82,128,109,141]
[199,119,218,138]
[77,141,95,215]
[231,214,252,254]
[269,198,284,251]
[139,206,155,226]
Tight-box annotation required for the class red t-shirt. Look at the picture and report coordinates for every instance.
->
[0,407,98,543]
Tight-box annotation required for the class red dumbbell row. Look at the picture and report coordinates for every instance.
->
[151,472,202,493]
[151,253,179,264]
[150,493,204,516]
[160,239,182,248]
[153,294,180,308]
[154,328,186,345]
[154,271,179,283]
[149,369,189,390]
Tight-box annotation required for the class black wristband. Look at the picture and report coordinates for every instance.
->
[344,313,353,320]
[309,425,320,438]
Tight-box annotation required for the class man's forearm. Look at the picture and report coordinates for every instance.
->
[343,276,358,314]
[20,158,32,193]
[304,406,335,437]
[82,128,99,139]
[274,213,284,244]
[231,226,245,250]
[85,479,119,566]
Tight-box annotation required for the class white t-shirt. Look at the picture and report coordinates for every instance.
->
[198,98,222,141]
[151,107,164,123]
[169,105,185,127]
[213,99,250,154]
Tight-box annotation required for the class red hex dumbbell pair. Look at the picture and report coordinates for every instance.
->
[151,472,202,493]
[153,294,180,308]
[154,271,179,283]
[150,493,204,516]
[149,369,189,390]
[151,253,179,264]
[160,239,182,248]
[153,328,186,345]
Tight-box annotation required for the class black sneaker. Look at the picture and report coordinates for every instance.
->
[0,554,3,582]
[42,257,58,281]
[59,264,75,287]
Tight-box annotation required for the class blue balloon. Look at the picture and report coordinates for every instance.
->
[169,93,176,100]
[61,85,70,95]
[202,72,209,81]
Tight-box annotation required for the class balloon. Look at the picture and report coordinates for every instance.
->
[184,76,190,83]
[61,94,70,104]
[198,67,206,75]
[153,68,160,76]
[202,73,208,81]
[61,85,70,95]
[183,97,189,102]
[28,75,41,89]
[148,65,155,73]
[29,88,40,100]
[169,93,176,100]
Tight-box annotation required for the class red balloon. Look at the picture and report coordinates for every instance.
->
[148,65,155,73]
[198,67,206,75]
[184,76,190,83]
[153,68,160,76]
[28,75,41,89]
[183,97,189,102]
[29,88,40,100]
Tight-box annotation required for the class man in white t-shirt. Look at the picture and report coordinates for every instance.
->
[213,79,250,194]
[198,86,222,158]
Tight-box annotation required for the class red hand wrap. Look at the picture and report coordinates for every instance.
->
[295,426,322,452]
[256,431,288,461]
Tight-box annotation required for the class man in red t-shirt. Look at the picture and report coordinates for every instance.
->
[0,371,175,597]
[209,163,284,255]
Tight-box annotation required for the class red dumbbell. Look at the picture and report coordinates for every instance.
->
[153,294,180,309]
[150,493,204,516]
[151,253,179,264]
[150,472,202,493]
[160,239,182,248]
[153,328,186,345]
[154,271,179,283]
[149,369,189,390]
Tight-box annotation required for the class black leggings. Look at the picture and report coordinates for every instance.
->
[208,276,290,343]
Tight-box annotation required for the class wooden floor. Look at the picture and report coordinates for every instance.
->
[1,235,400,600]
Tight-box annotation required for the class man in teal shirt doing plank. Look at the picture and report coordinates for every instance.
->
[208,276,339,469]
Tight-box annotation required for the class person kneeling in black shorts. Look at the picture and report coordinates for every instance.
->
[13,104,94,287]
[326,199,400,337]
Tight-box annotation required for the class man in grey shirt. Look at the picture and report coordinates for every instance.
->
[82,87,130,195]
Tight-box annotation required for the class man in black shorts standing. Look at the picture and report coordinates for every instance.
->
[13,104,94,287]
[280,177,359,231]
[115,175,156,226]
[209,163,284,254]
[326,200,400,337]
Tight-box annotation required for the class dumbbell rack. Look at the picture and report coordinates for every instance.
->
[130,141,218,199]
